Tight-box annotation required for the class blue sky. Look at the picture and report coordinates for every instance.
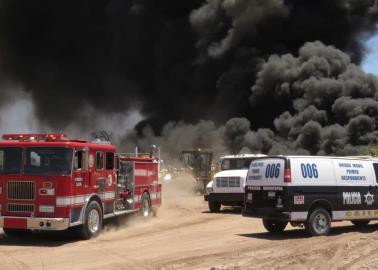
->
[362,35,378,74]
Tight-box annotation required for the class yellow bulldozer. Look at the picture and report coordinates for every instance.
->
[181,149,214,193]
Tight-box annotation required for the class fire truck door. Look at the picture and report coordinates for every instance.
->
[104,152,116,194]
[72,149,89,197]
[91,151,107,195]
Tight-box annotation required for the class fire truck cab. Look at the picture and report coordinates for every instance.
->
[0,134,161,239]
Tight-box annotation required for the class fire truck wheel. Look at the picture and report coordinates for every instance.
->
[208,201,221,213]
[78,200,103,239]
[3,228,31,237]
[141,193,151,217]
[262,219,288,233]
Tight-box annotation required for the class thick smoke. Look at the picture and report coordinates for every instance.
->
[0,1,378,157]
[190,0,289,58]
[190,0,378,129]
[123,120,227,163]
[191,0,378,61]
[229,41,378,156]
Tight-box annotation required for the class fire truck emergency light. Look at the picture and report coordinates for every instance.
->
[2,133,67,141]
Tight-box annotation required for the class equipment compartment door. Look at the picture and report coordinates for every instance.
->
[116,161,135,210]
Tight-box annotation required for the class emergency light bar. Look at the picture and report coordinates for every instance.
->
[2,133,67,141]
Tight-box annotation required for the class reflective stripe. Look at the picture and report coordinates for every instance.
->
[56,192,115,206]
[105,192,115,200]
[56,196,86,206]
[289,212,308,221]
[150,192,161,200]
[288,210,378,221]
[333,210,378,220]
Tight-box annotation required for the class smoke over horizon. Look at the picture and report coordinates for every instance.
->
[0,0,378,158]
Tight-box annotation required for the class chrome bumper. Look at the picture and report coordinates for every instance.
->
[0,216,70,230]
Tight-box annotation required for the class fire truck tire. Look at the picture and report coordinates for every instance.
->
[77,200,103,239]
[208,201,221,213]
[141,192,151,217]
[3,228,32,237]
[262,219,288,233]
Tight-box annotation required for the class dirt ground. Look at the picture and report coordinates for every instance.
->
[1,175,378,270]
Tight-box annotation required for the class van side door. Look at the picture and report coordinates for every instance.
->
[334,160,375,217]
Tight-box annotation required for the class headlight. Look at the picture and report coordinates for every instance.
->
[206,187,213,194]
[39,188,55,195]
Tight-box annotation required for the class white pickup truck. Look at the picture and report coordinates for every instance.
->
[204,154,266,212]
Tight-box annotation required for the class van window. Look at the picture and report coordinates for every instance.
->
[106,152,114,170]
[373,163,378,183]
[96,152,104,170]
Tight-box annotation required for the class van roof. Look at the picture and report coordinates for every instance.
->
[256,155,378,161]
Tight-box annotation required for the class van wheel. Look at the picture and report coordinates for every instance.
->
[3,228,31,237]
[306,208,331,236]
[351,220,370,227]
[77,200,103,239]
[208,201,221,213]
[262,219,288,233]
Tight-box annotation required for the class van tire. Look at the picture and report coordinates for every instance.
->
[208,201,221,213]
[306,208,331,236]
[351,220,370,227]
[262,219,288,233]
[76,200,103,239]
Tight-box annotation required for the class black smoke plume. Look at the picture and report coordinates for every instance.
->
[0,0,377,156]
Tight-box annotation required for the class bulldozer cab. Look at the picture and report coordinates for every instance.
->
[181,150,213,192]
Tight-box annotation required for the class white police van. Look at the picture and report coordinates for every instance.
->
[204,154,266,212]
[243,155,378,236]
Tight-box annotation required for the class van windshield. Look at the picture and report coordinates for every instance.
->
[24,147,73,176]
[0,147,22,175]
[221,158,254,171]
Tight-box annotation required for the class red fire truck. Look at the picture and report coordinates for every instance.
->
[0,133,161,239]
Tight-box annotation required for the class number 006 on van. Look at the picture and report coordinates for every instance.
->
[242,156,378,236]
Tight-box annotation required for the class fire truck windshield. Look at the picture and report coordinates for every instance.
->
[0,147,22,174]
[24,147,73,176]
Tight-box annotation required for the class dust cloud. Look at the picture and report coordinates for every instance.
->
[101,173,203,234]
